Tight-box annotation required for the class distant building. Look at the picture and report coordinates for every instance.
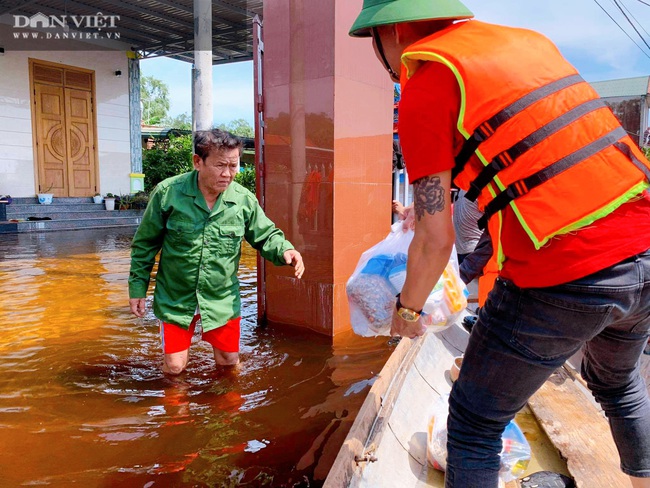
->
[590,76,650,147]
[0,0,259,200]
[140,125,192,150]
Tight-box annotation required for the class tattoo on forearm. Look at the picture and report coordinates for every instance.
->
[414,176,445,221]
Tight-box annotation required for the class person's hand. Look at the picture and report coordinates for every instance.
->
[129,298,146,318]
[390,308,426,339]
[392,200,406,219]
[284,249,305,279]
[401,205,415,231]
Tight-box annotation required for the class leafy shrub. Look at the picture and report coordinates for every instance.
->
[131,191,150,209]
[235,166,256,194]
[118,193,133,210]
[143,134,257,194]
[143,134,193,191]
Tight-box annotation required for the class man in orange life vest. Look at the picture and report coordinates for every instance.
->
[350,1,650,487]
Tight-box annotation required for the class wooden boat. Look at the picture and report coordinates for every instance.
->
[324,310,643,487]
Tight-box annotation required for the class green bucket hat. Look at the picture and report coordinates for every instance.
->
[349,0,474,37]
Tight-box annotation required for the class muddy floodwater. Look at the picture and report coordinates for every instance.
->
[0,229,393,487]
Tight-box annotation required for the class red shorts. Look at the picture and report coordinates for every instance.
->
[160,315,241,354]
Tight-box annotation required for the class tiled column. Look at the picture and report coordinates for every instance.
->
[262,0,394,336]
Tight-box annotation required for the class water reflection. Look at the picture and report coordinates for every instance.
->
[0,229,393,487]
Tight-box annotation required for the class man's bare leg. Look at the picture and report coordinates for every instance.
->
[162,348,190,375]
[213,348,239,367]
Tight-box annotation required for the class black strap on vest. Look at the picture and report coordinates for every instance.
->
[465,98,606,201]
[613,141,650,182]
[477,126,627,230]
[452,74,585,180]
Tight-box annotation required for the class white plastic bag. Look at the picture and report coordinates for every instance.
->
[420,259,468,333]
[426,395,532,482]
[346,222,413,336]
[499,420,532,482]
[346,223,469,336]
[427,394,450,471]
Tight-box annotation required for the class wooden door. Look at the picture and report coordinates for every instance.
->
[64,88,95,196]
[31,61,97,197]
[34,83,67,196]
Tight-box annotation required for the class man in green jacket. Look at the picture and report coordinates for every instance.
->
[129,129,304,375]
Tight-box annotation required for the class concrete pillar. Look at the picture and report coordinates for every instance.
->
[262,0,394,336]
[127,52,142,174]
[193,0,213,131]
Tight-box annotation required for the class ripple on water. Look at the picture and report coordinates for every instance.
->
[0,232,394,487]
[0,406,31,413]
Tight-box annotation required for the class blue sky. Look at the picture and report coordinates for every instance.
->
[142,0,650,126]
[141,58,253,126]
[465,0,650,82]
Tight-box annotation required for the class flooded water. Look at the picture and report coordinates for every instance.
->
[0,229,393,487]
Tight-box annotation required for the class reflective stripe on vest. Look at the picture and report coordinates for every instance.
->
[452,74,585,181]
[465,97,606,202]
[478,126,627,229]
[401,20,650,250]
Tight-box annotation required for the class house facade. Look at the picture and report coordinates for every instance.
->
[0,48,133,198]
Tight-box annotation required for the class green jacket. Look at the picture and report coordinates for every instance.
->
[128,171,294,331]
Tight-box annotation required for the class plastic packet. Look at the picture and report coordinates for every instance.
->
[427,395,531,483]
[346,223,468,336]
[426,394,450,471]
[346,223,413,336]
[499,420,531,482]
[420,260,468,332]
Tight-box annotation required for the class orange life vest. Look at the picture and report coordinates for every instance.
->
[401,21,650,257]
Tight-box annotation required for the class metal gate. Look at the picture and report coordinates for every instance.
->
[253,15,267,325]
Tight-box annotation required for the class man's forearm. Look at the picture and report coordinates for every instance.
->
[399,236,453,311]
[128,241,160,298]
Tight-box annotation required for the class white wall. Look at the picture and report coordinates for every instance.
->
[0,49,131,197]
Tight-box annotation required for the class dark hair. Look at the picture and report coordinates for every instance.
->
[194,129,243,160]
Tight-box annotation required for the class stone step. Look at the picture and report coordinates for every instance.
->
[8,209,144,220]
[12,215,143,233]
[1,196,146,233]
[0,221,18,234]
[10,197,99,205]
[6,202,146,214]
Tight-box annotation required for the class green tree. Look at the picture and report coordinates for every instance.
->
[142,134,193,190]
[163,112,192,130]
[234,166,256,194]
[141,75,170,125]
[216,118,254,138]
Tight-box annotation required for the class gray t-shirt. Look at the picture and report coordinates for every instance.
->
[453,189,484,255]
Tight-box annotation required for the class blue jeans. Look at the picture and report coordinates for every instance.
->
[445,249,650,487]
